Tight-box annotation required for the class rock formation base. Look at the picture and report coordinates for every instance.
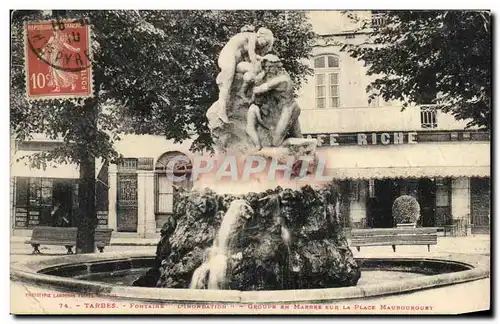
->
[134,184,361,290]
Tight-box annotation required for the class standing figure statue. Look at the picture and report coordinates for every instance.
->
[215,26,275,123]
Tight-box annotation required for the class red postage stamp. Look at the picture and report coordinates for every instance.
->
[24,19,93,100]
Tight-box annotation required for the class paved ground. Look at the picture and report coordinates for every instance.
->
[352,234,490,259]
[11,233,491,257]
[10,235,491,314]
[10,243,156,263]
[10,234,160,247]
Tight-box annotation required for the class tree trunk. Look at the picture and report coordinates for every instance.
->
[76,92,99,254]
[76,156,96,254]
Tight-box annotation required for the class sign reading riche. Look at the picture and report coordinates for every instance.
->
[306,132,419,147]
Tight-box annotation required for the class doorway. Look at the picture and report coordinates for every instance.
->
[116,173,138,232]
[418,179,436,227]
[470,177,490,234]
[366,178,438,228]
[367,180,399,228]
[52,180,74,227]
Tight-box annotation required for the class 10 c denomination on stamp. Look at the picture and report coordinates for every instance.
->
[24,19,93,100]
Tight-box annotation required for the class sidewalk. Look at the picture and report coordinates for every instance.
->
[11,234,490,258]
[11,233,491,249]
[351,234,491,257]
[10,234,160,246]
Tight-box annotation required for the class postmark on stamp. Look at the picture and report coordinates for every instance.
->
[24,19,93,100]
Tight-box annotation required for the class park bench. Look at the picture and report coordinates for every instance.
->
[350,227,438,252]
[26,226,114,254]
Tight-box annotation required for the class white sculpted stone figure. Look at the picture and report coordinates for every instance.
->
[245,104,269,150]
[247,54,302,148]
[206,29,311,160]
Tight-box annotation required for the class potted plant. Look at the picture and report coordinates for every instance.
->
[392,195,421,228]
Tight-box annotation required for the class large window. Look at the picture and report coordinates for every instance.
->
[157,175,174,214]
[314,55,340,108]
[155,152,192,228]
[14,177,77,228]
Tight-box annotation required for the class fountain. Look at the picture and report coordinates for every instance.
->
[129,31,362,289]
[10,26,490,311]
[139,183,360,291]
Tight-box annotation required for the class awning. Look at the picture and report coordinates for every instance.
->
[11,154,106,180]
[319,142,490,180]
[10,158,80,179]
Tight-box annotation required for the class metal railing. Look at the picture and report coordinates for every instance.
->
[420,105,438,129]
[371,13,387,28]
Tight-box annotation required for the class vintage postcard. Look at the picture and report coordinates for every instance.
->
[9,9,491,315]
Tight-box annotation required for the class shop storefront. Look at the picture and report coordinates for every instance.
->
[363,178,451,228]
[13,177,79,229]
[316,130,490,233]
[10,144,109,236]
[342,177,489,230]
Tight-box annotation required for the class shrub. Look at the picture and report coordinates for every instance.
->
[392,195,421,225]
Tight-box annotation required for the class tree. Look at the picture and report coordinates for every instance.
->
[342,10,491,130]
[10,10,315,253]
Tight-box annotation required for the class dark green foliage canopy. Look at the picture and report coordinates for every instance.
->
[343,10,491,130]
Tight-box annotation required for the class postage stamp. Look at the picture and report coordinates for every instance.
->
[24,19,93,100]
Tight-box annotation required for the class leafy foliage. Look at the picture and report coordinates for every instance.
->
[392,195,420,225]
[342,11,491,129]
[11,10,315,167]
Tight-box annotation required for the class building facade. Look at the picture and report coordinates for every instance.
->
[10,11,491,237]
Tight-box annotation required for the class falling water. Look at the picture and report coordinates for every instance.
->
[268,194,298,286]
[281,225,291,247]
[189,261,210,289]
[190,199,251,290]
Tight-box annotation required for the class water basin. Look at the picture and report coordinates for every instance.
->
[68,257,469,289]
[11,254,489,304]
[76,268,427,287]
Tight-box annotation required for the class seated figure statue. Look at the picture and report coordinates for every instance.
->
[245,103,269,150]
[243,55,282,150]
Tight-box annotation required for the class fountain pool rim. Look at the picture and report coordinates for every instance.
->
[11,252,489,304]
